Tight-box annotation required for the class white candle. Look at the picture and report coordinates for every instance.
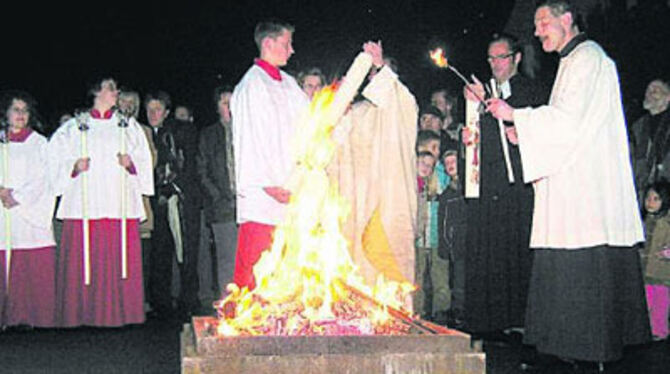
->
[490,79,515,184]
[465,99,481,198]
[3,135,11,291]
[119,115,128,279]
[79,115,91,286]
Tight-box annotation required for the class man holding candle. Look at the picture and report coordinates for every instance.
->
[486,0,650,365]
[230,20,309,290]
[462,33,548,338]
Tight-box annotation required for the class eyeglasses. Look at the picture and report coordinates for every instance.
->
[9,108,29,115]
[487,53,514,62]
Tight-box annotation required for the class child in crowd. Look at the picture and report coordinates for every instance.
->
[438,148,467,329]
[641,181,670,341]
[415,151,437,318]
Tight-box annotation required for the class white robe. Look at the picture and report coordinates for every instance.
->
[513,40,644,249]
[329,65,419,285]
[49,115,154,220]
[231,65,309,225]
[0,132,55,249]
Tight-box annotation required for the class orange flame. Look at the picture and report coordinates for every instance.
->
[214,83,414,337]
[429,48,448,68]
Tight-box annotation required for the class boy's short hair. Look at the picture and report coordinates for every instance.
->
[254,20,295,51]
[417,150,437,160]
[416,129,441,145]
[144,91,172,111]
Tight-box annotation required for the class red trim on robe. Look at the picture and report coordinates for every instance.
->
[233,222,275,290]
[90,109,113,119]
[254,58,282,81]
[8,127,32,143]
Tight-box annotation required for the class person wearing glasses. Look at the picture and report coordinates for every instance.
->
[461,33,548,339]
[0,91,56,328]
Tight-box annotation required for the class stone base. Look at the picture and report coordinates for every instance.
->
[181,317,485,374]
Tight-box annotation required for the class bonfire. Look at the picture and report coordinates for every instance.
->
[214,54,416,337]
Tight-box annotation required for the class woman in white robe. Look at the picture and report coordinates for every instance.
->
[0,91,57,327]
[50,79,153,327]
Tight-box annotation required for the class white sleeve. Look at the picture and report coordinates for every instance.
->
[513,46,602,182]
[127,119,154,196]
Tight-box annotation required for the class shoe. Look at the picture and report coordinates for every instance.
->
[519,349,565,372]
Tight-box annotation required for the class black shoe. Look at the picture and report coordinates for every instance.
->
[471,330,511,347]
[519,349,573,372]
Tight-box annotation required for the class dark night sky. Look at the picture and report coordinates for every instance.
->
[3,1,668,132]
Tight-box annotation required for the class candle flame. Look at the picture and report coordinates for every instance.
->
[429,48,448,68]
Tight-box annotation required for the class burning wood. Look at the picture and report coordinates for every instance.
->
[213,52,424,337]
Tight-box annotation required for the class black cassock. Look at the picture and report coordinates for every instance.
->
[464,74,549,333]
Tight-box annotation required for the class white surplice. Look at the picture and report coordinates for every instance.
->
[513,40,644,249]
[49,115,154,219]
[231,65,309,225]
[0,132,55,249]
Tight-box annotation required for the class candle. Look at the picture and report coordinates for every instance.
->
[117,112,128,279]
[490,79,515,184]
[2,128,11,290]
[77,113,91,286]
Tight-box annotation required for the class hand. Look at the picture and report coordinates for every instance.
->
[486,98,514,122]
[0,187,10,199]
[117,153,133,168]
[74,157,90,173]
[263,186,291,204]
[659,248,670,259]
[0,188,17,208]
[363,41,384,68]
[463,75,485,103]
[505,126,519,145]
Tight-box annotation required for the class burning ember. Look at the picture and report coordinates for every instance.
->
[429,48,448,68]
[215,83,415,337]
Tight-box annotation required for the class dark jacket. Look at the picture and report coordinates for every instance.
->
[197,122,235,223]
[151,119,202,206]
[438,183,467,260]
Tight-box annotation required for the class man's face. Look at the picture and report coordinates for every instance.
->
[444,154,458,177]
[217,92,232,122]
[417,155,436,178]
[118,96,135,116]
[175,106,191,122]
[534,6,570,53]
[146,100,168,128]
[431,92,451,115]
[263,29,294,67]
[643,80,670,114]
[488,41,519,83]
[301,75,323,99]
[418,139,440,159]
[420,114,442,133]
[7,99,29,130]
[97,79,119,108]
